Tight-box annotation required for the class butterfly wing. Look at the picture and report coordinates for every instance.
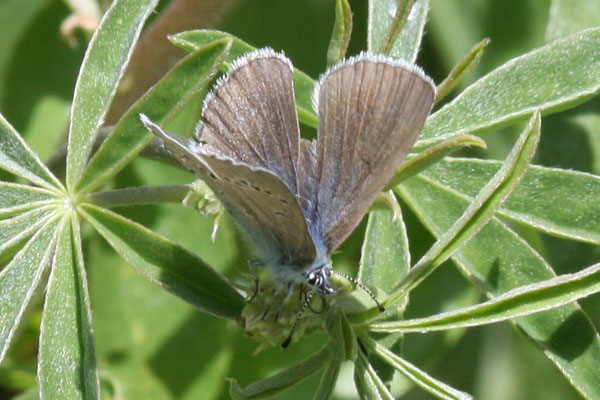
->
[140,115,316,266]
[197,49,301,195]
[310,54,435,252]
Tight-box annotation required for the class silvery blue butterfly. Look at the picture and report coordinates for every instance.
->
[140,48,435,343]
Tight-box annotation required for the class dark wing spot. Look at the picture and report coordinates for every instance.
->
[280,198,289,204]
[273,210,289,219]
[208,172,218,179]
[252,185,261,192]
[236,180,249,187]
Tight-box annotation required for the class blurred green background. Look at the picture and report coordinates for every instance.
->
[0,0,599,399]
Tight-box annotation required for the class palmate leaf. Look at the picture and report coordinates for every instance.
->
[38,217,99,400]
[66,0,158,190]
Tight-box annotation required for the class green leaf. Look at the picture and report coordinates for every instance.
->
[38,217,99,400]
[228,345,329,399]
[400,172,600,399]
[313,360,341,400]
[326,0,352,66]
[358,193,410,384]
[361,335,473,400]
[80,204,244,319]
[435,38,490,104]
[0,182,55,217]
[0,113,62,191]
[420,27,600,144]
[0,216,60,364]
[546,0,600,42]
[325,307,356,361]
[360,192,410,295]
[354,349,394,400]
[76,38,232,195]
[170,30,319,128]
[421,158,600,244]
[370,262,600,333]
[390,111,541,304]
[368,0,429,62]
[386,134,486,191]
[0,207,56,259]
[66,0,158,190]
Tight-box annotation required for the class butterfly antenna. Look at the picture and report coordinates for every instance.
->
[281,289,314,349]
[331,270,385,312]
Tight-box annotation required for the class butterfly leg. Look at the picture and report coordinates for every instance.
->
[247,259,264,302]
[273,282,296,320]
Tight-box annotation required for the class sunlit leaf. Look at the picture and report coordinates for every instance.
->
[66,0,158,190]
[38,217,99,399]
[81,204,244,319]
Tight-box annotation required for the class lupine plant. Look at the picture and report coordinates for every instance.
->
[0,0,599,399]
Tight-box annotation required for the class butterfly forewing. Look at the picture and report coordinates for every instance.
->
[140,115,316,266]
[197,49,301,195]
[312,55,435,252]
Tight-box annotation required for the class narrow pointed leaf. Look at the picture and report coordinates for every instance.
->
[358,193,410,383]
[435,38,490,104]
[360,192,410,294]
[0,114,62,191]
[66,0,158,190]
[400,176,600,399]
[313,360,341,400]
[0,216,60,364]
[0,182,55,217]
[371,262,600,333]
[355,350,394,400]
[326,0,352,66]
[76,39,232,194]
[368,0,429,62]
[80,204,244,319]
[361,335,472,400]
[386,134,486,191]
[390,111,540,304]
[38,217,99,400]
[420,27,600,144]
[170,30,319,128]
[0,207,56,259]
[421,159,600,244]
[228,345,329,399]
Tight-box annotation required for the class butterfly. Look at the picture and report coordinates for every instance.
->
[140,48,435,342]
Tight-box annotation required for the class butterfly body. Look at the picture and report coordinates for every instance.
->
[141,48,434,303]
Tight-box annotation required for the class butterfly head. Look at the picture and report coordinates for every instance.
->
[305,262,336,295]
